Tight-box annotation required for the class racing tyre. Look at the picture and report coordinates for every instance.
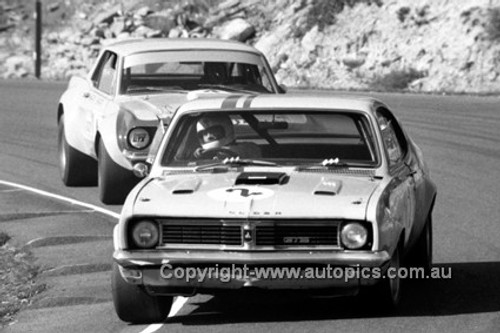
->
[372,245,402,308]
[97,139,137,205]
[111,263,173,323]
[407,215,433,273]
[58,115,97,186]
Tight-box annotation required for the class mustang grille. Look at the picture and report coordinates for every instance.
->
[161,223,241,245]
[256,224,339,246]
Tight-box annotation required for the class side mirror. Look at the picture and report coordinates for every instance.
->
[132,162,150,178]
[278,84,287,94]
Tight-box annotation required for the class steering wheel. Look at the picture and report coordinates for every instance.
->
[197,148,239,160]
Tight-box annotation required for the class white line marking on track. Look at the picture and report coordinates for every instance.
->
[0,180,190,332]
[139,324,164,333]
[138,297,189,333]
[0,180,120,219]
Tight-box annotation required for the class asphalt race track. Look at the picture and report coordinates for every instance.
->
[1,79,499,333]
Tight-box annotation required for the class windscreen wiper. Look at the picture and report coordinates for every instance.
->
[295,158,352,171]
[195,157,279,172]
[128,87,185,93]
[197,84,242,92]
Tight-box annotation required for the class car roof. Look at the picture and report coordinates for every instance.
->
[175,93,384,116]
[105,38,264,57]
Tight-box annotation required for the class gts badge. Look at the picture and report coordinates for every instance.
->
[283,237,310,244]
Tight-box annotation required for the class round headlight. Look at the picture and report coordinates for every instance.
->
[131,220,159,249]
[128,128,150,149]
[341,222,368,250]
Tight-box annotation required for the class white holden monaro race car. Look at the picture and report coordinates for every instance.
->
[57,38,284,204]
[112,94,437,323]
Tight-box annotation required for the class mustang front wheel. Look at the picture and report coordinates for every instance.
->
[111,263,173,323]
[58,114,97,186]
[97,139,137,204]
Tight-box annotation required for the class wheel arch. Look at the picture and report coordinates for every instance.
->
[95,131,102,157]
[57,103,64,123]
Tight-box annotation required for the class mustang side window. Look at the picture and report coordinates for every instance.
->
[376,108,407,166]
[95,52,118,95]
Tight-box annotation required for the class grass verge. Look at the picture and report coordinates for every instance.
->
[0,231,45,328]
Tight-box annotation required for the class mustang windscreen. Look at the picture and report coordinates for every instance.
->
[120,51,274,94]
[161,111,379,167]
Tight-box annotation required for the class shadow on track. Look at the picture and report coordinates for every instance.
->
[166,262,500,325]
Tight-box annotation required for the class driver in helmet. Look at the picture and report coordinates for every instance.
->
[194,114,260,160]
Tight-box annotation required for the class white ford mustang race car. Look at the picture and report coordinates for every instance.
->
[57,38,284,204]
[112,94,437,323]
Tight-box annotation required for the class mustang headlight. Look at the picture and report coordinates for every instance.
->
[128,127,151,149]
[341,222,368,250]
[131,220,159,249]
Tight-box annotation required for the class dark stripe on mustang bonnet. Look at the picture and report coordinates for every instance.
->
[243,95,257,108]
[221,95,242,109]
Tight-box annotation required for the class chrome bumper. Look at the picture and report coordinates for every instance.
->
[114,249,390,267]
[113,249,391,294]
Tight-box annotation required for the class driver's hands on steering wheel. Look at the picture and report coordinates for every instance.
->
[193,147,206,159]
[193,147,239,160]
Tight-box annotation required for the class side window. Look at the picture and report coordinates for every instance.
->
[91,51,118,95]
[375,108,407,166]
[258,65,272,92]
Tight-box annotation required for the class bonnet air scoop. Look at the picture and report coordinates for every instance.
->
[235,172,289,185]
[313,179,343,196]
[171,178,202,194]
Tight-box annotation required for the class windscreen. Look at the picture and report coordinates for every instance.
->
[160,110,379,167]
[121,50,275,94]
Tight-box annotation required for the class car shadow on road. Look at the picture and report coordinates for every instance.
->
[167,262,500,325]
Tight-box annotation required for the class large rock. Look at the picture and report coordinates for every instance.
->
[214,18,255,41]
[135,6,152,17]
[92,5,121,25]
[109,17,126,36]
[3,54,32,79]
[144,13,176,34]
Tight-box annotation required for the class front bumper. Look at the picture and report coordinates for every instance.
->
[113,249,391,295]
[122,149,148,164]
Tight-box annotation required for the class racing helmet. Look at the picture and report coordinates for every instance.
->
[196,114,235,150]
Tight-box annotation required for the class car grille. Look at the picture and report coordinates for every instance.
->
[159,219,341,248]
[161,223,241,245]
[256,224,339,246]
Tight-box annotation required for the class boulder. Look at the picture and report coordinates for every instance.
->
[110,17,126,36]
[47,2,60,12]
[136,6,152,17]
[133,25,156,37]
[144,13,175,34]
[214,18,255,41]
[92,5,120,25]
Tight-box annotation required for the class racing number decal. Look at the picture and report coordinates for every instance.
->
[207,187,274,202]
[226,188,263,197]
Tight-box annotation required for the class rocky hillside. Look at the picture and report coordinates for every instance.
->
[1,0,499,93]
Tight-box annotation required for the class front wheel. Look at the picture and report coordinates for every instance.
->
[58,114,97,186]
[111,263,173,323]
[407,215,433,273]
[370,245,402,308]
[97,139,137,204]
